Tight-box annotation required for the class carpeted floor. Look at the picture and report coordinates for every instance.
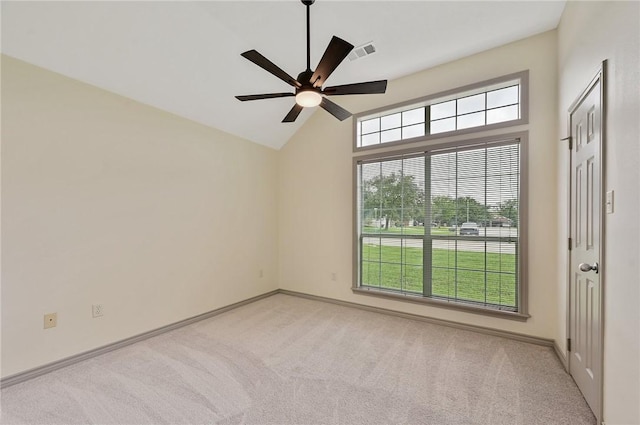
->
[0,294,595,424]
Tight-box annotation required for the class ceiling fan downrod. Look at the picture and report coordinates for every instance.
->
[303,0,315,72]
[295,0,320,107]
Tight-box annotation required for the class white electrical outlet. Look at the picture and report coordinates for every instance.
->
[92,304,104,318]
[259,269,264,278]
[331,272,337,282]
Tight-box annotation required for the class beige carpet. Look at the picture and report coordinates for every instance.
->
[0,294,595,424]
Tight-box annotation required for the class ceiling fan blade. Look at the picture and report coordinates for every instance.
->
[282,103,304,123]
[241,50,301,88]
[310,36,354,87]
[320,98,351,121]
[323,80,388,96]
[236,93,295,101]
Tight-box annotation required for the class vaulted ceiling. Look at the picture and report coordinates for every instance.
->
[1,1,566,149]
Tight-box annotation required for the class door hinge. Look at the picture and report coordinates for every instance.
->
[568,237,572,251]
[561,136,573,150]
[567,338,572,352]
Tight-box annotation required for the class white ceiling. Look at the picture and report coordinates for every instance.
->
[1,1,565,150]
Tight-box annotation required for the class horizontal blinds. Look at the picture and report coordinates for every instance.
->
[428,142,519,310]
[358,140,520,311]
[360,155,426,294]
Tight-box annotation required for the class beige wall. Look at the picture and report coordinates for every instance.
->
[279,31,559,339]
[557,2,640,423]
[1,56,279,377]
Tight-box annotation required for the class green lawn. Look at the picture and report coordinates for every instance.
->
[361,244,516,307]
[362,225,453,236]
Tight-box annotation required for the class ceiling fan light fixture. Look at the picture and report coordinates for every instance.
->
[295,89,322,107]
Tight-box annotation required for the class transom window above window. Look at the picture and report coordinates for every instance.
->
[355,71,528,150]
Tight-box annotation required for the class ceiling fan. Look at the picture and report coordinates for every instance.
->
[235,0,387,123]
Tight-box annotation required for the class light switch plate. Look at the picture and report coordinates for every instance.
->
[606,190,614,214]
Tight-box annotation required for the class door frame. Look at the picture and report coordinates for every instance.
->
[565,60,606,424]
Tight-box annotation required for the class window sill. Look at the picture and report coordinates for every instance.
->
[352,287,530,322]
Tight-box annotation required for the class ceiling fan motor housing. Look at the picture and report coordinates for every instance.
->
[295,70,322,107]
[296,70,317,91]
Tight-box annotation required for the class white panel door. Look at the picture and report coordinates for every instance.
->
[569,71,603,422]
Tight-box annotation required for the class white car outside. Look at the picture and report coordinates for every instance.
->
[459,222,480,235]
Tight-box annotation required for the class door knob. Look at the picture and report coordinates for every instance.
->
[579,262,599,274]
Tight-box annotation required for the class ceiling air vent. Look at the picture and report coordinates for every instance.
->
[348,42,376,61]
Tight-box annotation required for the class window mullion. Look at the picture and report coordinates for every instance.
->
[425,106,431,137]
[400,160,405,293]
[484,148,488,306]
[378,161,383,288]
[424,154,433,297]
[515,144,521,309]
[359,164,364,288]
[454,151,459,302]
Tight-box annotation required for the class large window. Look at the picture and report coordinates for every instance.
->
[354,71,528,150]
[355,136,527,317]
